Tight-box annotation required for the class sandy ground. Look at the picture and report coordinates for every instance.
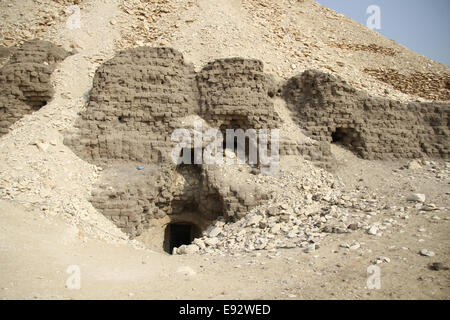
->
[1,147,448,300]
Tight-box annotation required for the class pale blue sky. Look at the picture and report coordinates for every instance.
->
[317,0,450,66]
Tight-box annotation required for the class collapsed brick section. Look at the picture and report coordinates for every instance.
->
[283,70,449,160]
[0,40,70,136]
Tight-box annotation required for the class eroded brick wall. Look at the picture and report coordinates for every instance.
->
[0,40,70,136]
[283,70,449,160]
[65,47,449,237]
[65,47,199,164]
[64,48,293,237]
[198,58,280,129]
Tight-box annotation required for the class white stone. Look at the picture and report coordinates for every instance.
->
[247,215,262,227]
[193,238,206,250]
[208,227,222,238]
[176,245,187,254]
[367,225,378,235]
[176,266,196,276]
[421,204,437,211]
[407,194,426,203]
[419,249,435,257]
[184,244,200,254]
[287,231,297,238]
[407,160,422,170]
[205,237,219,247]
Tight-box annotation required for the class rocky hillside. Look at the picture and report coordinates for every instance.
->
[2,0,448,102]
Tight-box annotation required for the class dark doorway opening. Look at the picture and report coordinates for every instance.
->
[331,127,365,157]
[163,222,201,254]
[331,127,361,146]
[331,127,347,144]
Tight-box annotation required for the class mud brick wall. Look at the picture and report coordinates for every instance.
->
[66,54,287,165]
[90,165,173,237]
[283,70,450,160]
[65,47,291,237]
[197,58,280,130]
[66,47,449,238]
[195,58,336,169]
[0,40,70,136]
[90,163,247,237]
[279,139,336,170]
[65,47,199,164]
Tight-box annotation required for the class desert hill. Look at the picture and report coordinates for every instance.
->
[0,0,448,300]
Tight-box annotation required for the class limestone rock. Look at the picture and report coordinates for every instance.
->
[176,266,196,276]
[407,194,426,203]
[419,249,435,257]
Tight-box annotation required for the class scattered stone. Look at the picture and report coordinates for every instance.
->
[349,242,361,250]
[407,194,426,203]
[347,223,358,231]
[266,207,278,216]
[193,238,206,250]
[419,249,435,257]
[374,256,390,264]
[428,263,449,271]
[367,225,378,235]
[184,244,200,255]
[421,204,438,211]
[270,224,281,234]
[205,237,219,247]
[208,226,222,238]
[407,160,422,170]
[246,215,262,227]
[304,244,316,253]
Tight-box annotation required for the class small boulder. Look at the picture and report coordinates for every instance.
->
[193,238,206,250]
[205,237,219,247]
[428,263,449,271]
[407,160,422,170]
[419,249,435,257]
[184,244,200,255]
[304,243,316,253]
[367,225,378,235]
[208,227,222,238]
[407,194,426,203]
